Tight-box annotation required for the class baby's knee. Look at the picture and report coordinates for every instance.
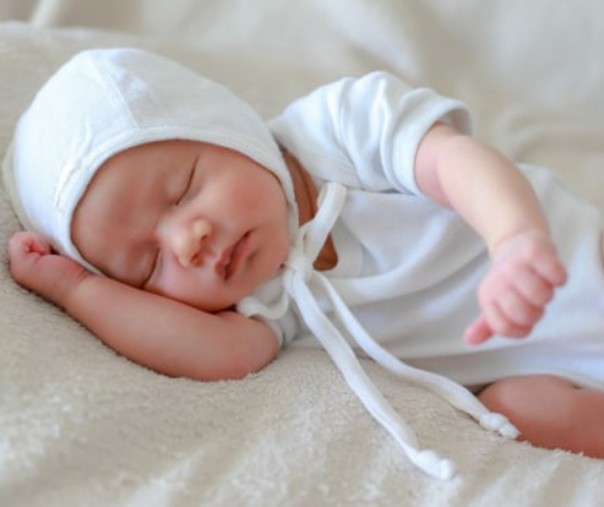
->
[479,375,574,443]
[478,374,604,456]
[479,374,574,412]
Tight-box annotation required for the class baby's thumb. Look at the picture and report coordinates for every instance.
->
[464,317,493,345]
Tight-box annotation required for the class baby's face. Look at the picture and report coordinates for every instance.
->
[71,140,290,312]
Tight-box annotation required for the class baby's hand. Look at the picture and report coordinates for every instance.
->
[8,231,90,307]
[464,230,567,345]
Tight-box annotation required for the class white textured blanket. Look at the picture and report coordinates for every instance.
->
[1,1,604,505]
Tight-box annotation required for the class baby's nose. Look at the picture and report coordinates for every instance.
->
[169,217,212,268]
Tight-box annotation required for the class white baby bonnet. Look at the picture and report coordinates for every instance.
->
[2,47,297,273]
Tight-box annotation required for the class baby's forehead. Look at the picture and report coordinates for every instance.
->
[90,139,198,191]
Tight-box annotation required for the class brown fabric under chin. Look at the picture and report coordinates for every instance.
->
[281,148,338,271]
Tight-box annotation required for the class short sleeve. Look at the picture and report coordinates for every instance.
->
[270,71,472,196]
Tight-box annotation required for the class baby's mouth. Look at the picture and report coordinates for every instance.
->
[217,232,251,280]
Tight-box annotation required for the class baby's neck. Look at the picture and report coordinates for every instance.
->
[282,149,338,271]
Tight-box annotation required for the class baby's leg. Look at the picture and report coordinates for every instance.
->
[478,374,604,458]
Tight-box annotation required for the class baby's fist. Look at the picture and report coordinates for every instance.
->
[465,230,567,345]
[8,231,89,306]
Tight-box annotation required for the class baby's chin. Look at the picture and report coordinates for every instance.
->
[183,262,286,314]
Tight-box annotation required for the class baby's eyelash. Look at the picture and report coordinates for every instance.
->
[141,249,160,289]
[178,161,198,205]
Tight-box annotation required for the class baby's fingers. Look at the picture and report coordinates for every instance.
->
[481,298,534,339]
[9,231,51,261]
[512,264,559,307]
[491,288,543,334]
[465,298,536,346]
[8,232,52,286]
[533,252,567,287]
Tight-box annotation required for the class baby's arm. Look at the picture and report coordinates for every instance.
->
[8,231,279,380]
[414,123,567,344]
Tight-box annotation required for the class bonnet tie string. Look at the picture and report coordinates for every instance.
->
[241,181,519,480]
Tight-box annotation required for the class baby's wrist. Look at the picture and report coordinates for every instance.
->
[488,228,552,260]
[54,267,94,311]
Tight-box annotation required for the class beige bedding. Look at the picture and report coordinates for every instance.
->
[1,2,603,505]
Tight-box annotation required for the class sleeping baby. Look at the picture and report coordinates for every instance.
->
[3,48,604,479]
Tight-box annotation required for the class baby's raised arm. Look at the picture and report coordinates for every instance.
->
[414,123,567,344]
[9,231,280,380]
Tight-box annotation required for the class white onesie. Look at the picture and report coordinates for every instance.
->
[238,72,604,477]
